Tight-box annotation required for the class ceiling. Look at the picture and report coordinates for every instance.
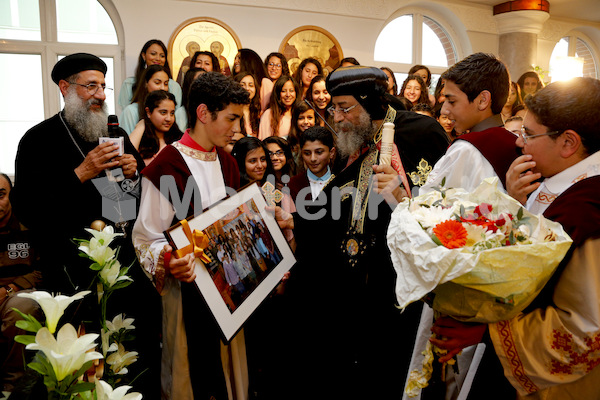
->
[466,0,600,23]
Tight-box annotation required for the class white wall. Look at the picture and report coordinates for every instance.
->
[93,0,600,83]
[112,0,499,78]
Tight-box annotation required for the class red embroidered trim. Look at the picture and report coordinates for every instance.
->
[536,192,557,204]
[496,320,539,393]
[550,328,600,375]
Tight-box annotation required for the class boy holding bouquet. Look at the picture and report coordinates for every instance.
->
[434,77,600,399]
[409,52,520,399]
[420,52,518,193]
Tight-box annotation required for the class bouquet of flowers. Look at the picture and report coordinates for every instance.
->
[388,177,572,323]
[387,178,573,397]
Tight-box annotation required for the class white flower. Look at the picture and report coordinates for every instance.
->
[79,238,117,266]
[412,206,455,232]
[99,260,132,288]
[106,314,135,335]
[84,226,123,248]
[518,224,531,237]
[26,324,103,381]
[464,223,499,248]
[95,380,142,400]
[18,291,91,333]
[100,329,118,357]
[106,344,138,375]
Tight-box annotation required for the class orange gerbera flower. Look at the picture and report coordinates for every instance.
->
[433,220,468,249]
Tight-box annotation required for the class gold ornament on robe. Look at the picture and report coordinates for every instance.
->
[409,158,433,187]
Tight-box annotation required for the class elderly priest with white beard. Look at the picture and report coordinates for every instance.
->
[11,53,160,398]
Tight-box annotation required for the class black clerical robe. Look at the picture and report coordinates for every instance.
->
[12,112,161,399]
[285,111,449,399]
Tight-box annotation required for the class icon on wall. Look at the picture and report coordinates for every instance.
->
[279,25,344,76]
[168,17,242,84]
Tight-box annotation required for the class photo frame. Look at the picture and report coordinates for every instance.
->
[168,17,242,85]
[279,25,344,76]
[165,183,295,341]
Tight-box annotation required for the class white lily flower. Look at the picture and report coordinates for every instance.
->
[84,226,123,248]
[95,380,142,400]
[26,324,103,381]
[18,291,91,333]
[100,329,119,356]
[106,314,135,335]
[79,239,116,266]
[106,344,138,375]
[99,261,133,288]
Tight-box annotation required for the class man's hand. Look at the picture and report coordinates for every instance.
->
[430,316,487,363]
[163,244,196,283]
[506,154,542,205]
[265,206,294,230]
[372,164,408,207]
[74,142,120,183]
[115,153,138,179]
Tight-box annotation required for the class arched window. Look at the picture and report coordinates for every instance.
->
[549,34,598,81]
[375,12,458,95]
[0,0,123,176]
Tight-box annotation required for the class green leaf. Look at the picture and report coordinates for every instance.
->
[441,177,446,187]
[14,334,36,346]
[517,207,524,220]
[508,231,516,245]
[35,352,58,382]
[89,262,104,271]
[11,308,44,333]
[432,234,443,246]
[70,360,96,384]
[109,281,132,291]
[27,361,49,376]
[66,381,95,394]
[77,390,94,400]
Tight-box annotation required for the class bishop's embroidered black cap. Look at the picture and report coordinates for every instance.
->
[326,66,388,120]
[51,53,107,84]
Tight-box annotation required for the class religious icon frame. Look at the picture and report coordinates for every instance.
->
[278,25,344,77]
[167,17,242,82]
[164,183,295,342]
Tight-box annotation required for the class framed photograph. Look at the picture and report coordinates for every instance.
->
[168,17,242,85]
[165,183,295,341]
[279,25,344,76]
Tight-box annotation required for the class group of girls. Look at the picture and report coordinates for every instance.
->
[117,39,338,177]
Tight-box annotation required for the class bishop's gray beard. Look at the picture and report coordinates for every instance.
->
[334,110,375,159]
[63,88,108,142]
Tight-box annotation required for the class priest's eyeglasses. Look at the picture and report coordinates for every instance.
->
[519,126,561,144]
[69,82,113,95]
[327,103,359,116]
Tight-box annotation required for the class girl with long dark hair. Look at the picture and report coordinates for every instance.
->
[118,39,182,110]
[129,90,183,165]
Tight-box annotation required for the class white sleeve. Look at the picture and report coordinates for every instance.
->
[420,141,502,194]
[132,176,176,285]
